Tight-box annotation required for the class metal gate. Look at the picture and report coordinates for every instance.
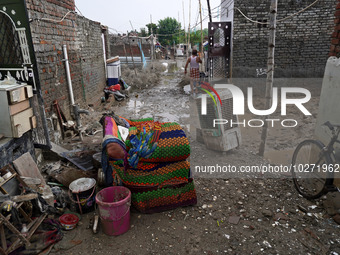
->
[0,0,50,148]
[208,22,232,79]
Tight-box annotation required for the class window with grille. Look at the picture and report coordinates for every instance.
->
[0,12,23,66]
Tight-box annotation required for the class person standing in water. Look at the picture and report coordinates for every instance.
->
[184,49,202,97]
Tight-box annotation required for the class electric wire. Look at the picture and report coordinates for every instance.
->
[235,0,321,25]
[39,10,75,23]
[75,5,84,17]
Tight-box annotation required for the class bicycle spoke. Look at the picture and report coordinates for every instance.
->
[291,140,331,199]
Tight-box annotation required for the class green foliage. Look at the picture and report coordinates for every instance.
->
[172,28,208,47]
[157,17,181,46]
[188,28,208,45]
[139,28,147,37]
[146,23,158,35]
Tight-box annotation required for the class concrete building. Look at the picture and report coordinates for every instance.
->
[220,0,336,77]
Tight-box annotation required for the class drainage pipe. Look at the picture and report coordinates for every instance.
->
[63,45,75,106]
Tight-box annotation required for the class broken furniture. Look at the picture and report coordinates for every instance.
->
[0,165,47,255]
[0,83,36,138]
[13,152,54,206]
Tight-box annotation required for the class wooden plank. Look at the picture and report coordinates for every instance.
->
[12,153,46,186]
[25,86,33,98]
[7,87,26,104]
[0,173,17,190]
[0,246,6,255]
[11,194,38,203]
[0,214,11,225]
[11,108,34,138]
[0,214,29,246]
[9,100,30,115]
[21,177,41,185]
[30,116,36,129]
[0,225,7,251]
[18,207,32,223]
[106,56,119,64]
[7,214,46,253]
[26,217,38,230]
[26,214,46,239]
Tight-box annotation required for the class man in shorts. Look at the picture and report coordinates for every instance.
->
[184,49,202,97]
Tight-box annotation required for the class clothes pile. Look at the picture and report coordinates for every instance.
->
[103,79,130,102]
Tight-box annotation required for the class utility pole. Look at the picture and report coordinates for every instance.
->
[259,0,278,156]
[150,15,154,61]
[199,0,205,72]
[182,1,187,56]
[127,33,137,76]
[187,0,191,56]
[150,14,153,34]
[129,20,134,32]
[207,0,212,23]
[178,11,180,45]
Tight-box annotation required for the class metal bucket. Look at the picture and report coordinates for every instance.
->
[69,178,96,214]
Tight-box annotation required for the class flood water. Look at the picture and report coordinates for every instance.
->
[114,60,191,131]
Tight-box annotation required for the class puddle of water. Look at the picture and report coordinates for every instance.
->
[181,101,189,109]
[122,99,145,114]
[127,99,144,108]
[154,112,179,123]
[115,60,190,125]
[264,149,294,165]
[180,113,190,119]
[162,61,182,74]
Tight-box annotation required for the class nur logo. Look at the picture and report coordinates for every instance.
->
[200,84,312,116]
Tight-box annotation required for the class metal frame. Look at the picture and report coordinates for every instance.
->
[208,22,232,79]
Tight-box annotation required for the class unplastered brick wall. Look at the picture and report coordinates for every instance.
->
[109,35,153,57]
[26,0,106,117]
[232,0,336,77]
[330,0,340,56]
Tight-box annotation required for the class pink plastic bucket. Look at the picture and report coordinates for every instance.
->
[95,186,131,236]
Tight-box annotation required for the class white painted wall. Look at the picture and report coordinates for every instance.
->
[315,57,340,182]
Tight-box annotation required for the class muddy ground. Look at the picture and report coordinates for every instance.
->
[47,60,340,255]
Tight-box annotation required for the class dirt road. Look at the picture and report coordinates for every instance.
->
[55,60,340,255]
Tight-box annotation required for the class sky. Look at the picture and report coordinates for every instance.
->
[75,0,222,34]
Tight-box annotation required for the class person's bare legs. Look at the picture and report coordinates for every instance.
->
[190,79,196,97]
[193,80,199,94]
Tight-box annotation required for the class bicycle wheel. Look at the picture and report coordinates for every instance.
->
[291,139,334,199]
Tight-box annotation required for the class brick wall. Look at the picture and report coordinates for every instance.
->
[330,0,340,56]
[26,0,106,117]
[109,35,153,58]
[232,0,336,77]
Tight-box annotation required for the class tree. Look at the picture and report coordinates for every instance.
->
[139,28,147,37]
[189,28,208,45]
[157,17,181,46]
[173,28,208,48]
[146,23,158,35]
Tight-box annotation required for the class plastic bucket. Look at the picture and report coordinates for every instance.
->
[69,178,96,214]
[95,186,131,236]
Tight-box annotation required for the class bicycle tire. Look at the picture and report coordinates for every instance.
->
[291,139,334,199]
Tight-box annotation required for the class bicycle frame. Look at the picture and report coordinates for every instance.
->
[321,123,340,192]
